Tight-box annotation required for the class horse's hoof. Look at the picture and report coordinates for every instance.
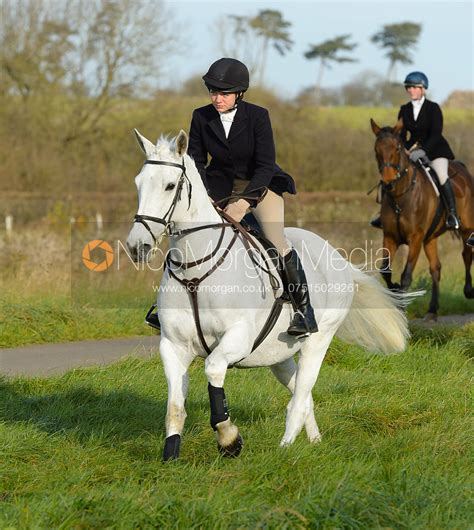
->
[308,433,322,444]
[423,312,438,322]
[163,434,181,461]
[390,283,401,292]
[463,287,474,299]
[218,434,243,457]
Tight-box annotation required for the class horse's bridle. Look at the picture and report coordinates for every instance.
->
[376,136,409,191]
[133,158,192,245]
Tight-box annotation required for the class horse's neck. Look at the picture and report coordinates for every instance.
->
[170,167,225,260]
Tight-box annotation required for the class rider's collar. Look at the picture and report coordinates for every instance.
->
[411,96,425,108]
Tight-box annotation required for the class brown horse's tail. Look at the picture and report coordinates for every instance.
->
[336,265,423,354]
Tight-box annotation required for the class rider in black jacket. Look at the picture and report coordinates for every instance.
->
[371,71,461,230]
[188,58,318,337]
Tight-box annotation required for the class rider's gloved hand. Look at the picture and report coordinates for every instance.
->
[409,148,426,163]
[224,199,251,223]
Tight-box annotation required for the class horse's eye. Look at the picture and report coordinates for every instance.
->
[165,183,176,191]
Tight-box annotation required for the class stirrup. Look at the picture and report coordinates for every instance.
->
[446,212,460,230]
[287,308,318,337]
[145,304,161,330]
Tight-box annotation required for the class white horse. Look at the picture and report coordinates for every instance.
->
[126,130,411,460]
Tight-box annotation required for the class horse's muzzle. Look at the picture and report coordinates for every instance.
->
[127,241,152,263]
[382,181,395,192]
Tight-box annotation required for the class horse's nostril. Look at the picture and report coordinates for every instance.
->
[137,243,152,262]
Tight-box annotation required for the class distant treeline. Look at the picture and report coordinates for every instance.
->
[1,88,472,202]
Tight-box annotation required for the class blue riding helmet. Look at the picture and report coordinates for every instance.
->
[404,71,429,89]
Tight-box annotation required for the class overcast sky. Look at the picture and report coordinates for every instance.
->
[165,0,473,102]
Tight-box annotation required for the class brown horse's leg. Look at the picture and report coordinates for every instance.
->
[401,233,424,291]
[380,236,400,290]
[461,233,473,299]
[423,238,442,318]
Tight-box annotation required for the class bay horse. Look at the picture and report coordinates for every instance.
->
[126,129,412,461]
[371,118,474,319]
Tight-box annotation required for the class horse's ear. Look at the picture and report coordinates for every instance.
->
[370,118,381,136]
[393,118,404,135]
[175,129,188,157]
[134,129,155,157]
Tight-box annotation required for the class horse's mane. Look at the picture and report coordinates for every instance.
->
[154,134,176,156]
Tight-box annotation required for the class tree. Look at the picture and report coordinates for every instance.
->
[216,9,293,86]
[0,0,178,143]
[371,22,422,81]
[304,34,357,104]
[249,10,293,86]
[216,15,261,76]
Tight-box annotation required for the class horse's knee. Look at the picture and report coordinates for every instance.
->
[204,356,227,387]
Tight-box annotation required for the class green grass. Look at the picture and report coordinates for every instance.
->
[1,325,472,528]
[0,295,148,348]
[407,271,474,319]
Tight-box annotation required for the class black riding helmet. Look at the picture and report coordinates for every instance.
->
[202,58,250,93]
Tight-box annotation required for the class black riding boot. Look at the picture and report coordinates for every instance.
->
[282,249,318,337]
[440,180,461,229]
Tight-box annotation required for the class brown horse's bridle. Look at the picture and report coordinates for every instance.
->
[376,135,410,192]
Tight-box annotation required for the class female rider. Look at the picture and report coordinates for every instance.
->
[188,57,318,337]
[371,71,461,230]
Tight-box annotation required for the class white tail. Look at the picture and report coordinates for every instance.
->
[337,266,422,354]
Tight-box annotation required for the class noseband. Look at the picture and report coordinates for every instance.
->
[133,158,192,244]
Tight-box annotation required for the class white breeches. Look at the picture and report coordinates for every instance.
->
[232,181,291,256]
[429,158,449,185]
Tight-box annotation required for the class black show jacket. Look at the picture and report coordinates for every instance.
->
[398,99,455,160]
[188,100,296,206]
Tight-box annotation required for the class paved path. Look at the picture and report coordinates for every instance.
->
[0,335,160,377]
[1,314,472,378]
[410,313,474,327]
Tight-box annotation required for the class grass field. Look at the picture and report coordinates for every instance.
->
[1,198,473,527]
[1,323,473,528]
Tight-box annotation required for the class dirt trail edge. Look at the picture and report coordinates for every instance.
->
[0,335,160,377]
[1,314,472,377]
